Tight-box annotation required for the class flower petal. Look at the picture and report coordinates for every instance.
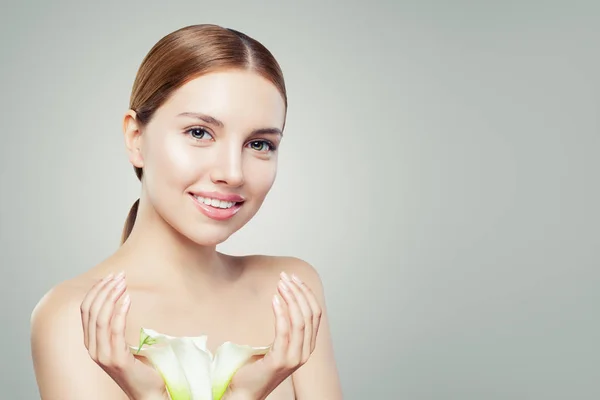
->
[132,327,175,354]
[130,328,213,400]
[134,341,192,400]
[129,328,268,400]
[170,337,213,400]
[190,335,213,360]
[210,342,271,400]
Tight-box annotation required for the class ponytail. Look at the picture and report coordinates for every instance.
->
[121,198,140,245]
[121,166,143,245]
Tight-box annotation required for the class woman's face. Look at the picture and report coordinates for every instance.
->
[126,69,286,246]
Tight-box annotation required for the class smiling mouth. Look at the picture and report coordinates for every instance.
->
[189,193,244,221]
[190,194,244,209]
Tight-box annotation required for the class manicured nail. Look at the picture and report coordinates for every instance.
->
[272,294,280,305]
[278,279,290,291]
[291,274,303,284]
[115,279,126,290]
[103,273,114,281]
[122,293,131,310]
[113,271,125,280]
[280,271,291,282]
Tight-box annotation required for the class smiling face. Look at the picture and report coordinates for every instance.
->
[124,69,287,246]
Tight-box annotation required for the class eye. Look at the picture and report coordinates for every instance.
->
[247,140,276,153]
[185,127,213,141]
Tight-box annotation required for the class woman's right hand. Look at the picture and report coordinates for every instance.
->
[80,272,168,400]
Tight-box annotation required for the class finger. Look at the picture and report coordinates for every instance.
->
[111,290,132,357]
[277,276,305,364]
[96,277,127,364]
[292,274,322,351]
[88,273,124,357]
[270,293,290,356]
[283,274,314,362]
[83,273,118,352]
[81,273,114,348]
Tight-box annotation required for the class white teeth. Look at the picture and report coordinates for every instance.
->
[194,195,236,209]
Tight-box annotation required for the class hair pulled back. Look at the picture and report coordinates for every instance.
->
[120,24,287,245]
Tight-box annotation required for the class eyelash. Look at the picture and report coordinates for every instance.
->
[184,127,277,152]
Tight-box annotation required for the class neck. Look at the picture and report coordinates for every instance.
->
[115,196,242,290]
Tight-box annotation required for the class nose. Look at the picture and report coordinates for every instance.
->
[209,141,245,187]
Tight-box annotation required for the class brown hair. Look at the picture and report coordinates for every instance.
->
[120,24,288,244]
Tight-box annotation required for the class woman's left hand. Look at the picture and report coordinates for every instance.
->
[226,271,322,400]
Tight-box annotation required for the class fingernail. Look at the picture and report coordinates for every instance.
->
[280,271,291,282]
[272,294,280,305]
[291,274,303,284]
[115,279,126,290]
[122,293,131,310]
[103,273,114,282]
[278,279,290,291]
[113,271,125,280]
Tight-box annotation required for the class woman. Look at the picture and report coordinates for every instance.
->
[30,24,342,400]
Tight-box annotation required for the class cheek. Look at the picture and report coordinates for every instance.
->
[245,157,278,197]
[145,133,205,192]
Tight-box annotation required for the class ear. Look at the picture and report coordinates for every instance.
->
[123,109,144,169]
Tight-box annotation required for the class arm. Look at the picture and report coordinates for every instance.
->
[30,284,130,400]
[287,258,344,400]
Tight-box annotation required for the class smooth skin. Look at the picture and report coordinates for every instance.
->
[79,271,166,400]
[30,70,343,400]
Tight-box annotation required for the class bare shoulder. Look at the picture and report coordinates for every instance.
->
[30,277,92,369]
[238,254,326,297]
[30,273,126,399]
[31,272,100,330]
[31,278,90,338]
[31,254,121,327]
[237,254,343,399]
[30,258,118,353]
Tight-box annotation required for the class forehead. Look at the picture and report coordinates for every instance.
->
[158,69,286,129]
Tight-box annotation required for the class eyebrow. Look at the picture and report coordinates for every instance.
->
[177,112,283,137]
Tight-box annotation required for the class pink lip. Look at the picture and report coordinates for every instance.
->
[189,193,243,221]
[189,190,245,203]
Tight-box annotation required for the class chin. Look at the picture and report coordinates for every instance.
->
[179,225,236,247]
[178,215,257,246]
[159,198,260,247]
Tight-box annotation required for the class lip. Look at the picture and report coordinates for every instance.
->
[189,190,245,203]
[189,193,244,221]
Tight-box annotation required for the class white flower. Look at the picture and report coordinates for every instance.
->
[130,328,270,400]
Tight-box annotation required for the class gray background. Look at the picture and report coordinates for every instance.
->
[1,0,598,398]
